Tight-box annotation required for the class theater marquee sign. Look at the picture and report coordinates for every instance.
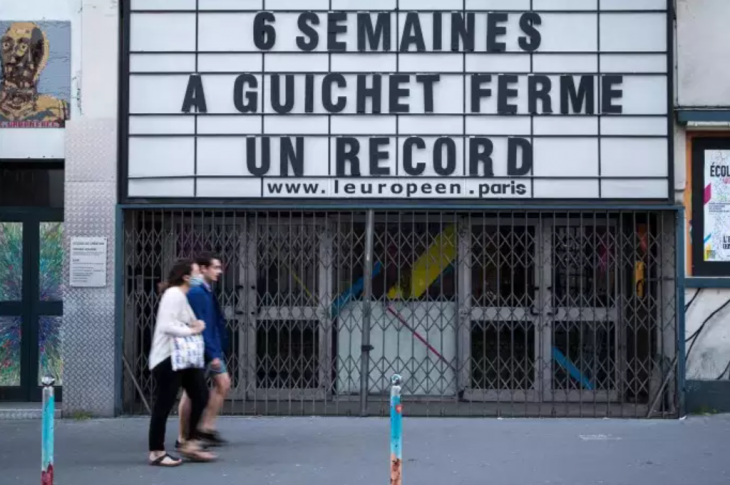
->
[123,0,670,200]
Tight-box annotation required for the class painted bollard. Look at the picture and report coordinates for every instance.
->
[390,374,403,485]
[41,376,55,485]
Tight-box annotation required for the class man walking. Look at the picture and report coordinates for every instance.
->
[177,253,230,447]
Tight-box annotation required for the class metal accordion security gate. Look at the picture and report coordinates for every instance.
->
[121,209,680,418]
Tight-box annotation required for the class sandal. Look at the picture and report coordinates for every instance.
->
[149,453,182,467]
[180,442,217,463]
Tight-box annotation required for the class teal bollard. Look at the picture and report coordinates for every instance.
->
[41,376,55,485]
[390,374,403,485]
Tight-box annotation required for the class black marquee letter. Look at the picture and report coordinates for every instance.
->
[357,75,382,114]
[336,138,361,176]
[451,13,475,51]
[304,74,314,113]
[433,12,443,51]
[233,74,258,113]
[486,13,508,52]
[297,13,320,51]
[498,75,519,114]
[518,13,542,52]
[528,75,552,114]
[560,76,595,115]
[400,13,426,52]
[247,137,271,176]
[434,138,456,176]
[471,74,492,113]
[369,138,391,176]
[254,12,276,50]
[181,74,207,113]
[403,137,426,175]
[322,73,346,113]
[328,12,348,51]
[507,138,532,176]
[389,75,410,113]
[416,74,440,113]
[271,75,295,114]
[469,138,494,176]
[280,137,304,176]
[357,13,391,51]
[602,75,624,114]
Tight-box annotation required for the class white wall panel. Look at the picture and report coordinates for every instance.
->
[128,137,195,177]
[600,13,666,52]
[532,138,599,177]
[131,14,196,52]
[677,0,730,106]
[128,179,195,197]
[534,180,598,198]
[601,179,667,198]
[129,116,195,135]
[601,138,668,177]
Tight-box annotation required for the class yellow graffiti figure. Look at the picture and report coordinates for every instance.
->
[0,22,69,126]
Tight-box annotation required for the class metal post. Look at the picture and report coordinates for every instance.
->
[41,376,55,485]
[359,209,375,416]
[390,374,403,485]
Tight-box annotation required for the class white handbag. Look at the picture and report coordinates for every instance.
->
[170,303,205,371]
[171,334,205,371]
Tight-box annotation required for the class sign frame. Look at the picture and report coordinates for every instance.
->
[117,0,674,205]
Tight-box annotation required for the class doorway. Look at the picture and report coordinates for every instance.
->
[0,163,64,402]
[460,216,621,403]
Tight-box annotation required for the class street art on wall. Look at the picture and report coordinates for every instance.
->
[0,21,70,128]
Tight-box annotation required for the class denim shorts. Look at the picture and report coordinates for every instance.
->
[206,359,228,376]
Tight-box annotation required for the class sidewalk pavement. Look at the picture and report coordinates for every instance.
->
[1,415,729,485]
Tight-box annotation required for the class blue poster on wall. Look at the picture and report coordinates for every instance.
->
[0,21,71,128]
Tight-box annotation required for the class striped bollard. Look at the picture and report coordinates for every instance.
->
[390,374,403,485]
[41,376,55,485]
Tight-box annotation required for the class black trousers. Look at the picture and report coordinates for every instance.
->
[148,358,209,452]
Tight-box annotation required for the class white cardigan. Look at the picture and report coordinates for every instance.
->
[148,286,198,370]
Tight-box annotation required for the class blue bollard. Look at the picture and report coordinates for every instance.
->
[41,376,55,485]
[390,374,403,485]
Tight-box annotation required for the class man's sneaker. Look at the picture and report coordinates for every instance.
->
[198,430,228,447]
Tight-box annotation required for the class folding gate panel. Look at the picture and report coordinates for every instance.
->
[246,219,332,400]
[122,210,680,418]
[460,219,541,402]
[541,220,621,403]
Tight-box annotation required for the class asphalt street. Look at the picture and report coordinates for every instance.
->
[1,415,728,485]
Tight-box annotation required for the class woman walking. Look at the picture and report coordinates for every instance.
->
[147,259,217,466]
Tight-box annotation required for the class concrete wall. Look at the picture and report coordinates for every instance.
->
[686,288,730,379]
[677,0,730,108]
[0,0,119,416]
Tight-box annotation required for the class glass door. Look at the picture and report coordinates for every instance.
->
[0,211,63,402]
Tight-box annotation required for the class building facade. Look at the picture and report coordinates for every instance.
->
[5,0,723,419]
[676,0,730,413]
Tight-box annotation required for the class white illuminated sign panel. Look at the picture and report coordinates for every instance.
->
[125,0,670,200]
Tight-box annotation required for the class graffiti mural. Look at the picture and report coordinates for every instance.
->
[0,21,70,128]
